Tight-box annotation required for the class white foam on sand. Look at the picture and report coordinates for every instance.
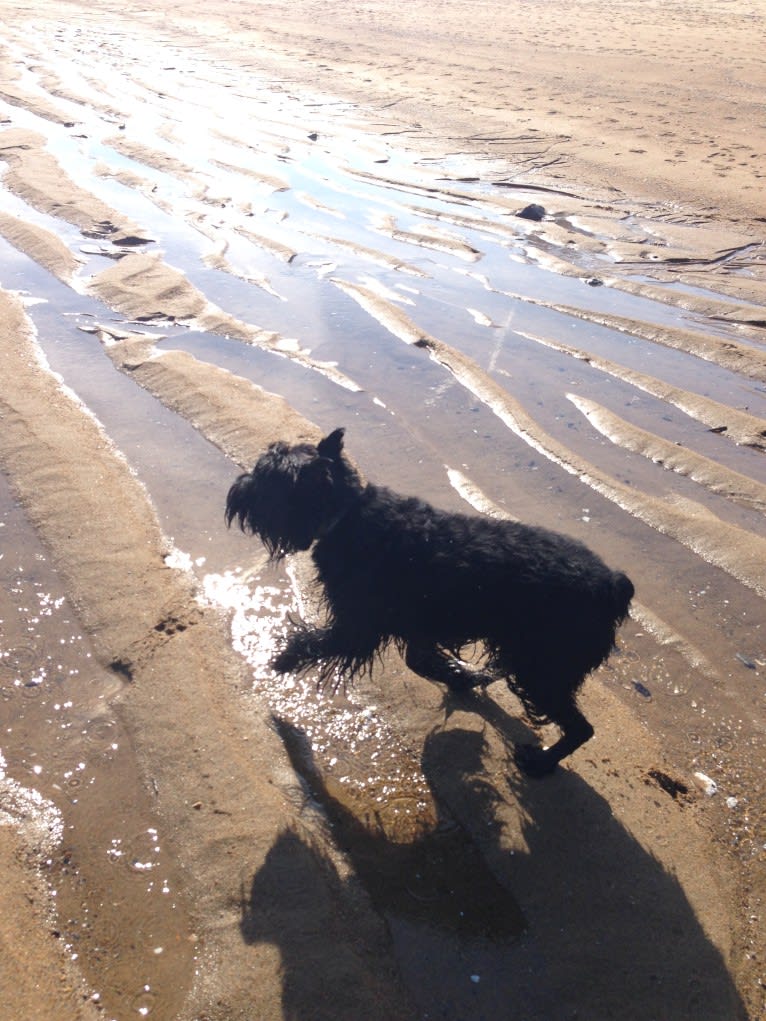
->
[0,748,63,859]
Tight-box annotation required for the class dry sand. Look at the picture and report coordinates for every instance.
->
[117,0,766,234]
[0,2,765,1019]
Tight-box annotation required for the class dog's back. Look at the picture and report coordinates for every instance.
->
[315,482,632,640]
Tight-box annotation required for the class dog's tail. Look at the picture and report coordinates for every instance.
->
[611,571,635,625]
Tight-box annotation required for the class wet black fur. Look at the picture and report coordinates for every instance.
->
[226,428,634,776]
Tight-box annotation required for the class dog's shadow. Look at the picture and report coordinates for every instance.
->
[420,691,747,1019]
[240,702,746,1020]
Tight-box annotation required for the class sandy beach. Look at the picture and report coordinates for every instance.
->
[1,2,765,1019]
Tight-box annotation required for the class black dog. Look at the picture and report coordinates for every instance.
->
[226,428,634,776]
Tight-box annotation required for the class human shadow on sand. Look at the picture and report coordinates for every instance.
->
[241,704,747,1021]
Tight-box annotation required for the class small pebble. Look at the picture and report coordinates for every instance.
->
[693,771,717,797]
[735,653,757,670]
[517,203,546,221]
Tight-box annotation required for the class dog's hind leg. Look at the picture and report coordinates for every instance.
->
[514,699,594,778]
[404,641,494,692]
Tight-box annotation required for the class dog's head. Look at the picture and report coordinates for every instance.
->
[225,428,361,558]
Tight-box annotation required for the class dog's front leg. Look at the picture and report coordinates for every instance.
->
[404,641,493,692]
[272,621,377,678]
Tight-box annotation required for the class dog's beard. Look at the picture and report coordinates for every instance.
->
[226,472,322,558]
[260,530,311,560]
[251,499,325,559]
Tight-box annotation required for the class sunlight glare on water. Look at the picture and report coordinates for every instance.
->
[201,564,437,842]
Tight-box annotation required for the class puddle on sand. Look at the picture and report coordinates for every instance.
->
[203,564,525,943]
[0,473,195,1020]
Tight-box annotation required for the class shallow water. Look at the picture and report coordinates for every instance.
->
[1,16,765,1017]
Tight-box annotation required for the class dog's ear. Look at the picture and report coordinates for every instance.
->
[317,428,345,461]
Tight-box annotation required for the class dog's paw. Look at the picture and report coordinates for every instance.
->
[271,646,302,675]
[467,668,495,689]
[443,672,478,694]
[443,662,494,693]
[514,743,558,778]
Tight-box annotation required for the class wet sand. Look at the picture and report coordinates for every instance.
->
[0,2,765,1019]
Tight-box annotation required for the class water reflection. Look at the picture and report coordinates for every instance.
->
[202,565,436,843]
